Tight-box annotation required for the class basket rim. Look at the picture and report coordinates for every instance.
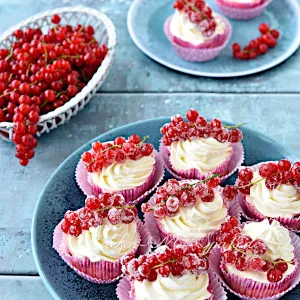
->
[0,5,116,129]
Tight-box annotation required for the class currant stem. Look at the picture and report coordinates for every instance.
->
[5,48,13,61]
[224,122,247,129]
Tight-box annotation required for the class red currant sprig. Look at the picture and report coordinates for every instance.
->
[81,135,154,173]
[60,193,138,237]
[232,23,280,60]
[216,217,293,283]
[237,160,300,195]
[0,15,109,166]
[121,242,212,282]
[161,109,244,146]
[142,176,237,218]
[173,0,216,37]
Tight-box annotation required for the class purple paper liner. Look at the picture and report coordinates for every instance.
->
[210,224,300,300]
[53,217,152,284]
[144,184,241,248]
[164,13,232,62]
[214,0,272,20]
[75,149,165,205]
[159,139,244,183]
[116,270,227,300]
[236,162,300,233]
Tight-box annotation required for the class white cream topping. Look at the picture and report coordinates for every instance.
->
[159,185,227,241]
[226,220,296,283]
[89,155,155,193]
[169,137,232,174]
[65,219,139,262]
[133,273,212,300]
[246,171,300,218]
[170,10,226,46]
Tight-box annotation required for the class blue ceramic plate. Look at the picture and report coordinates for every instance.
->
[32,118,299,300]
[127,0,300,77]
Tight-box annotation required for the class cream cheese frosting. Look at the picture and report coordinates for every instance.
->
[246,171,300,218]
[169,137,232,174]
[226,220,296,283]
[65,219,139,262]
[89,155,155,193]
[158,183,227,241]
[170,10,226,46]
[133,272,212,300]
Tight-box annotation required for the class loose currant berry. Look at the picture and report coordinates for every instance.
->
[206,177,220,188]
[259,163,274,178]
[238,167,254,182]
[259,23,270,34]
[223,250,235,264]
[85,196,101,210]
[128,134,141,144]
[267,268,283,283]
[235,256,248,271]
[249,257,266,271]
[222,186,238,202]
[51,14,61,24]
[186,109,199,122]
[274,259,288,274]
[278,159,291,171]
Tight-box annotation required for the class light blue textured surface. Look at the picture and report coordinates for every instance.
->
[128,0,300,77]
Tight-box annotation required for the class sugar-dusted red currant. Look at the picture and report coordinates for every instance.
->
[267,268,283,283]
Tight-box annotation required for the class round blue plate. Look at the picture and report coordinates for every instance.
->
[32,118,299,300]
[127,0,300,77]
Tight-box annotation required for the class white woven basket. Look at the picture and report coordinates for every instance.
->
[0,6,116,142]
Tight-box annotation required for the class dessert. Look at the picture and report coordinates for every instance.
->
[213,218,299,298]
[142,177,239,247]
[76,134,164,203]
[237,160,300,231]
[117,243,227,300]
[214,0,273,20]
[159,109,244,181]
[53,193,151,283]
[164,0,232,62]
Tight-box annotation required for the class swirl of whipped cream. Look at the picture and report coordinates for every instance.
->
[169,137,232,174]
[170,10,226,46]
[246,171,300,218]
[158,184,227,241]
[65,219,139,262]
[226,220,296,283]
[133,273,212,300]
[89,155,155,193]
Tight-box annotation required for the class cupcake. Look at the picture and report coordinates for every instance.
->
[159,109,244,182]
[76,134,164,204]
[237,160,300,231]
[143,177,240,247]
[214,0,272,20]
[165,0,232,62]
[53,193,151,283]
[117,243,227,300]
[212,219,300,298]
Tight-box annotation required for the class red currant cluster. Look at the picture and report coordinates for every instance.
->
[232,23,280,60]
[121,243,210,282]
[141,177,237,218]
[60,193,137,237]
[238,160,300,195]
[216,218,292,283]
[81,135,154,173]
[161,109,243,147]
[173,0,216,37]
[0,14,109,166]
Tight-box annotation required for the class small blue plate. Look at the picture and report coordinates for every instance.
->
[32,118,299,300]
[127,0,300,77]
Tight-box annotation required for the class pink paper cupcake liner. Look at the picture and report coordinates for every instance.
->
[237,162,300,232]
[210,225,300,300]
[144,184,241,248]
[116,270,227,300]
[164,13,232,62]
[75,149,165,205]
[214,0,273,20]
[53,217,152,284]
[159,140,244,183]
